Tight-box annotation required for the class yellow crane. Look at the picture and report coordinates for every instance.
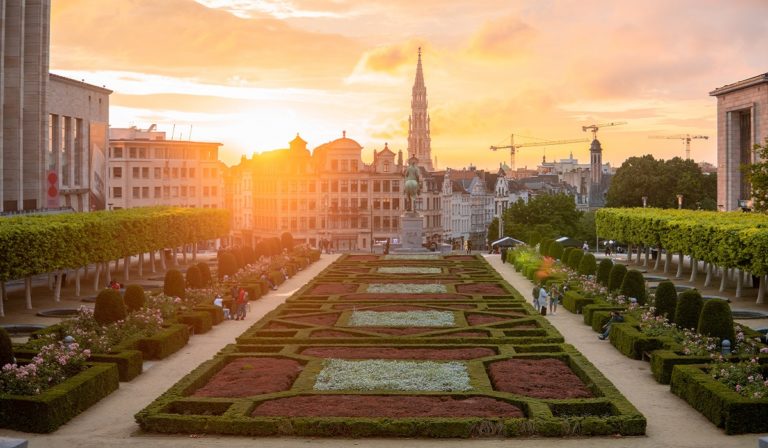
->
[490,134,589,171]
[648,134,709,160]
[581,121,627,140]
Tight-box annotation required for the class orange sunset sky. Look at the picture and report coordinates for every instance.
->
[50,0,768,170]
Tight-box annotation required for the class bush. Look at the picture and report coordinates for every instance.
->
[196,262,212,286]
[185,265,203,289]
[540,239,553,256]
[697,300,736,343]
[93,288,127,325]
[123,284,146,312]
[620,269,647,305]
[568,250,583,270]
[281,232,294,251]
[0,327,14,367]
[654,281,677,321]
[218,252,238,280]
[608,264,628,292]
[164,269,186,299]
[674,289,704,331]
[578,253,597,276]
[550,242,564,260]
[596,259,613,286]
[242,246,256,265]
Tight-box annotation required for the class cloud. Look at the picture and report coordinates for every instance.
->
[194,0,351,19]
[466,16,535,59]
[345,40,425,85]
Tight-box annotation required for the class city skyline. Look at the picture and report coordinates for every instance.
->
[50,0,768,169]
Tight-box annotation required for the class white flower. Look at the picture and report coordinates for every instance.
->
[383,255,441,260]
[348,310,455,327]
[367,283,447,294]
[314,359,471,392]
[377,267,442,274]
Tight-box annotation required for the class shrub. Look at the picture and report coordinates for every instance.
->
[230,247,245,268]
[540,239,553,256]
[185,265,203,289]
[568,250,584,270]
[597,259,613,286]
[620,269,647,305]
[281,232,295,251]
[697,300,736,343]
[267,237,282,256]
[562,247,574,265]
[196,262,212,286]
[578,253,597,276]
[218,252,238,279]
[164,269,186,299]
[608,264,628,292]
[527,231,541,247]
[654,281,677,321]
[242,246,256,265]
[0,327,14,367]
[550,242,564,260]
[674,289,704,331]
[123,284,146,312]
[93,288,127,325]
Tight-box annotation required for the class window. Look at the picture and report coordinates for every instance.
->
[203,186,210,197]
[393,198,400,210]
[154,167,161,178]
[392,181,400,192]
[132,187,140,198]
[181,167,187,178]
[374,199,381,210]
[189,168,195,178]
[321,181,328,193]
[142,187,150,198]
[139,147,148,158]
[112,167,122,178]
[350,180,358,192]
[384,161,390,173]
[373,181,381,192]
[132,167,140,178]
[154,187,161,198]
[350,160,358,172]
[113,187,122,198]
[211,186,217,196]
[360,198,368,210]
[142,167,149,178]
[308,181,316,193]
[112,147,123,158]
[129,147,137,158]
[172,167,179,178]
[340,180,348,193]
[383,180,390,193]
[172,186,179,197]
[331,160,338,171]
[163,186,170,197]
[340,160,348,171]
[331,181,338,193]
[189,186,196,197]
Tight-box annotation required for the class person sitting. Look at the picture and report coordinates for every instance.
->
[261,272,278,290]
[212,294,230,320]
[599,311,624,340]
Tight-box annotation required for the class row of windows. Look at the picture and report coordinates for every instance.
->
[111,185,218,199]
[110,146,217,160]
[329,159,360,172]
[111,166,219,179]
[277,215,402,232]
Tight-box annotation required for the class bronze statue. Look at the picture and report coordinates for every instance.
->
[404,157,421,212]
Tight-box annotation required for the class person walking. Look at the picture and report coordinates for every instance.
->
[549,284,560,315]
[466,240,473,254]
[235,287,248,321]
[537,284,549,315]
[582,241,589,252]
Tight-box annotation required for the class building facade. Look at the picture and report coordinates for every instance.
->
[107,126,224,210]
[1,0,50,212]
[710,73,768,211]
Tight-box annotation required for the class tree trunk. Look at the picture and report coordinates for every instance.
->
[664,251,672,274]
[105,261,111,284]
[172,248,178,267]
[25,277,33,309]
[627,244,633,263]
[719,267,728,292]
[138,253,144,278]
[123,255,130,282]
[744,271,753,288]
[48,273,53,290]
[704,263,713,287]
[150,251,156,273]
[192,242,198,262]
[160,249,167,271]
[688,258,698,283]
[53,270,62,302]
[182,245,188,265]
[757,275,766,304]
[644,246,650,267]
[0,282,4,317]
[75,268,81,297]
[93,262,101,291]
[653,246,662,271]
[736,269,743,298]
[0,281,5,302]
[83,263,88,281]
[676,252,684,278]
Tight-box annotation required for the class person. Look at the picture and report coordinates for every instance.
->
[384,239,391,255]
[261,272,278,290]
[235,287,248,321]
[537,285,549,315]
[599,311,624,340]
[549,284,560,315]
[466,240,473,254]
[213,294,230,320]
[500,246,508,263]
[109,280,121,290]
[582,241,589,252]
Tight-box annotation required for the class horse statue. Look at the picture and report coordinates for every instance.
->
[404,157,421,212]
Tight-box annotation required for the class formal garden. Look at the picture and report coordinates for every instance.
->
[509,210,768,434]
[136,254,646,438]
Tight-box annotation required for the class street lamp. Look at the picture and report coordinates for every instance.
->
[677,194,683,210]
[642,196,648,208]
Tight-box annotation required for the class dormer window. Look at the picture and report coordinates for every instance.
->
[384,161,390,173]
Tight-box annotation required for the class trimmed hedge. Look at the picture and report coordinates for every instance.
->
[697,300,735,344]
[608,323,670,360]
[674,290,704,331]
[193,304,226,325]
[0,361,119,433]
[567,250,584,270]
[185,265,203,289]
[177,311,213,335]
[124,284,146,313]
[654,281,677,321]
[561,290,595,314]
[119,323,190,360]
[0,327,13,367]
[619,269,647,305]
[578,253,597,276]
[607,264,627,292]
[89,349,144,382]
[164,269,186,299]
[550,242,564,260]
[596,259,613,286]
[93,288,127,325]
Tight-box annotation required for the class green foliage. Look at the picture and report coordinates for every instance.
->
[280,232,294,251]
[608,264,628,292]
[486,217,500,243]
[185,265,203,289]
[196,262,212,286]
[654,281,678,320]
[0,327,14,367]
[539,238,553,256]
[503,194,583,245]
[620,269,647,305]
[674,290,704,330]
[123,284,146,313]
[550,241,564,260]
[241,246,256,265]
[745,138,768,212]
[163,269,186,299]
[567,250,584,270]
[596,259,613,286]
[562,247,574,265]
[217,252,238,280]
[527,230,542,247]
[578,253,597,276]
[697,300,736,343]
[93,289,127,325]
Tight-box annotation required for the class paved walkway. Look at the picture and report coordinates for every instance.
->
[0,252,765,447]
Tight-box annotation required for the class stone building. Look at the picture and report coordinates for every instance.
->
[407,48,434,171]
[710,73,768,210]
[107,126,224,210]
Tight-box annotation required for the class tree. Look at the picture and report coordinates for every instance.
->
[281,231,295,251]
[745,138,768,212]
[503,193,582,242]
[487,218,500,243]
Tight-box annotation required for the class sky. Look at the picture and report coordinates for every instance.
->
[50,0,768,169]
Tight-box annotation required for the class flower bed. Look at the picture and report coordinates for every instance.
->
[488,358,593,399]
[366,283,448,294]
[314,359,471,392]
[348,310,455,327]
[192,357,303,398]
[377,267,442,274]
[299,347,496,360]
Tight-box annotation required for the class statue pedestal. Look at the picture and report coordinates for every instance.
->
[397,212,427,252]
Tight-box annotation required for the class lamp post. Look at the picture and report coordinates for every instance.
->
[642,196,648,208]
[677,194,683,210]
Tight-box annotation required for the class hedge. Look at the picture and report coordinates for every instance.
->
[608,323,671,360]
[0,361,119,433]
[118,323,190,360]
[561,290,595,314]
[177,311,213,335]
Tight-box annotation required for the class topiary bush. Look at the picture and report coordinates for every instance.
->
[196,262,212,286]
[185,265,203,289]
[697,300,736,343]
[550,242,564,260]
[654,281,677,321]
[597,259,613,286]
[94,288,127,325]
[540,239,553,257]
[568,250,584,270]
[218,252,238,280]
[674,289,704,331]
[124,284,146,313]
[281,232,294,252]
[562,247,574,265]
[0,327,14,367]
[620,269,647,305]
[608,264,628,292]
[164,269,186,299]
[578,253,597,276]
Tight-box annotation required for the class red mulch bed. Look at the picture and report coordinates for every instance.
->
[466,313,524,325]
[488,358,593,399]
[310,284,358,295]
[427,331,489,338]
[341,293,468,301]
[280,313,340,326]
[345,255,380,261]
[265,323,303,329]
[300,347,495,360]
[193,358,303,398]
[252,395,524,418]
[455,283,507,295]
[311,330,365,338]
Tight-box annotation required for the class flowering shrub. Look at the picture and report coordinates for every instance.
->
[0,341,90,395]
[710,357,768,399]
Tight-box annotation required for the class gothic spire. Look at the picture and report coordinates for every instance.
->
[407,47,433,171]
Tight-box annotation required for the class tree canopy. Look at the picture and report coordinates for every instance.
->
[503,193,582,243]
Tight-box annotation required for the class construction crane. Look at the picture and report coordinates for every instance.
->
[581,121,627,140]
[490,134,589,171]
[648,134,709,160]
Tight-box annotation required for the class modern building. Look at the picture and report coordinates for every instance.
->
[107,126,224,210]
[710,73,768,211]
[1,0,51,213]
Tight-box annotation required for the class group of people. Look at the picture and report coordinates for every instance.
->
[532,282,563,316]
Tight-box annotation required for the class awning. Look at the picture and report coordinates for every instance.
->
[491,236,525,247]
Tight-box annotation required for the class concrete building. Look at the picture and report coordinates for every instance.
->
[48,74,111,211]
[1,0,50,212]
[107,126,224,210]
[710,73,768,211]
[439,167,496,249]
